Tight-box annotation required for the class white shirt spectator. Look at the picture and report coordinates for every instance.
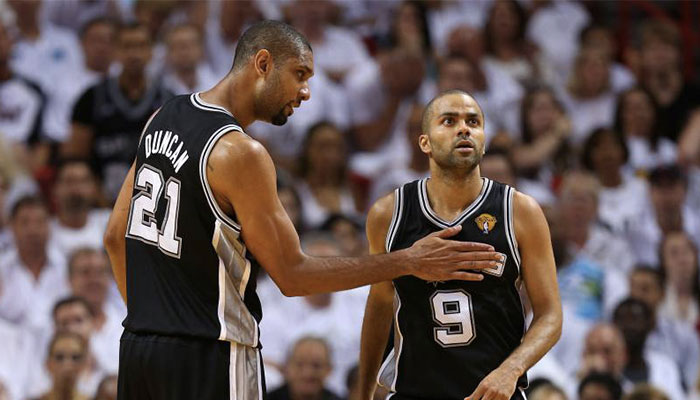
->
[0,319,33,400]
[610,63,636,93]
[309,26,372,86]
[626,203,700,266]
[528,351,578,399]
[598,175,648,235]
[259,279,368,396]
[558,89,616,145]
[247,70,350,160]
[626,136,677,174]
[50,209,111,260]
[295,181,358,230]
[429,0,489,56]
[0,75,45,143]
[369,167,429,206]
[163,63,219,95]
[204,16,236,78]
[646,315,700,391]
[41,0,116,31]
[635,350,686,400]
[660,288,699,327]
[526,1,590,87]
[91,302,125,374]
[0,247,68,328]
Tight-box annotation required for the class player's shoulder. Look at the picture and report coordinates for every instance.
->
[209,129,272,171]
[511,189,543,216]
[366,190,397,241]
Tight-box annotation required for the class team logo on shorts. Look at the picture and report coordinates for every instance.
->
[475,213,497,234]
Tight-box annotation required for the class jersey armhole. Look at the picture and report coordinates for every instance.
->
[137,107,161,147]
[199,124,245,233]
[504,186,522,272]
[385,186,405,253]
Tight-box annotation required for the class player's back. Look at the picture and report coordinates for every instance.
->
[379,178,527,399]
[123,93,261,347]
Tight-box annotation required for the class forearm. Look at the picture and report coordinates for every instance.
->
[512,135,561,170]
[279,250,410,296]
[497,308,562,378]
[359,287,395,398]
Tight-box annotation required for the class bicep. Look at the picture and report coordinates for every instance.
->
[209,137,304,279]
[514,193,560,313]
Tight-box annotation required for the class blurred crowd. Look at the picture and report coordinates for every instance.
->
[0,0,699,400]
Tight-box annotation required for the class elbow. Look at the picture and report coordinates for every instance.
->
[103,226,121,253]
[276,275,310,297]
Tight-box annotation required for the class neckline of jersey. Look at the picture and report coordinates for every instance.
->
[418,177,492,228]
[191,92,234,117]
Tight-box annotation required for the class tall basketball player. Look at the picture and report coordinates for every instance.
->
[103,22,503,400]
[358,90,563,400]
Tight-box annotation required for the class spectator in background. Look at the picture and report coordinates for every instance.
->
[578,24,636,94]
[0,306,33,400]
[50,159,110,259]
[614,87,676,174]
[480,148,517,188]
[268,336,342,400]
[559,48,616,144]
[512,86,571,206]
[0,196,67,328]
[0,19,47,166]
[163,23,217,95]
[277,179,304,234]
[368,102,429,204]
[578,373,623,400]
[528,383,567,400]
[44,17,117,144]
[93,375,117,400]
[285,0,371,86]
[627,165,700,266]
[658,231,700,327]
[556,172,631,310]
[483,0,555,87]
[68,249,123,374]
[295,122,359,229]
[7,0,83,103]
[445,25,522,135]
[260,233,366,396]
[319,214,366,258]
[627,266,700,390]
[35,332,90,400]
[623,384,670,400]
[41,0,121,32]
[581,128,648,235]
[613,298,685,400]
[382,1,433,58]
[63,22,172,202]
[205,0,261,77]
[0,172,8,253]
[638,21,700,144]
[577,324,628,385]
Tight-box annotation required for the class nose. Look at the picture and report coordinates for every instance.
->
[457,119,470,137]
[299,84,311,102]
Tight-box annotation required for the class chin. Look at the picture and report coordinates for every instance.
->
[270,113,288,126]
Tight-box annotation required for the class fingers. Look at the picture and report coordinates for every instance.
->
[429,225,462,238]
[454,252,503,267]
[466,385,485,400]
[446,271,484,282]
[450,240,495,252]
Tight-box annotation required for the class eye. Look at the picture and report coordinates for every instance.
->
[469,118,479,126]
[297,70,304,79]
[443,117,454,125]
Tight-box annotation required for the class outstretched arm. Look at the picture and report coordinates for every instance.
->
[466,192,562,400]
[358,194,400,399]
[207,133,500,296]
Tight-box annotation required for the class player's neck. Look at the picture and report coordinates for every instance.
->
[200,74,255,128]
[426,168,483,220]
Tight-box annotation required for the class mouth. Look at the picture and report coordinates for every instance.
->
[454,140,475,152]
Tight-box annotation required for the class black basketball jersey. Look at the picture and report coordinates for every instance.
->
[123,93,262,347]
[378,178,527,399]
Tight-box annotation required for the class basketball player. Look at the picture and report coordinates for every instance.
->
[358,90,563,400]
[103,22,503,400]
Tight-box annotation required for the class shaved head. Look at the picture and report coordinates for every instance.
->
[231,20,312,73]
[421,89,483,134]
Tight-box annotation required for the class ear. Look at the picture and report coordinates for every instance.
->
[253,49,272,78]
[419,133,431,155]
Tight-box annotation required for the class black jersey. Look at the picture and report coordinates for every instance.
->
[378,178,527,399]
[72,77,172,200]
[123,93,262,347]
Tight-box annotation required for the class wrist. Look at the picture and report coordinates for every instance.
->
[498,361,524,381]
[393,248,418,277]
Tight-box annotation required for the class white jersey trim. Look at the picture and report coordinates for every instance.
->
[385,187,404,252]
[199,124,244,233]
[191,92,234,117]
[391,289,404,392]
[504,186,521,271]
[418,178,492,228]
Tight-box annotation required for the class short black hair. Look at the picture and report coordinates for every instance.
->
[421,89,482,134]
[231,20,312,72]
[578,373,623,400]
[52,295,95,320]
[631,265,665,289]
[613,297,652,323]
[10,195,47,220]
[581,127,629,171]
[117,21,151,43]
[649,164,686,187]
[78,16,117,39]
[55,157,98,180]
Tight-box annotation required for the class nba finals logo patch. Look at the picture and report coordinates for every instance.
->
[475,213,497,234]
